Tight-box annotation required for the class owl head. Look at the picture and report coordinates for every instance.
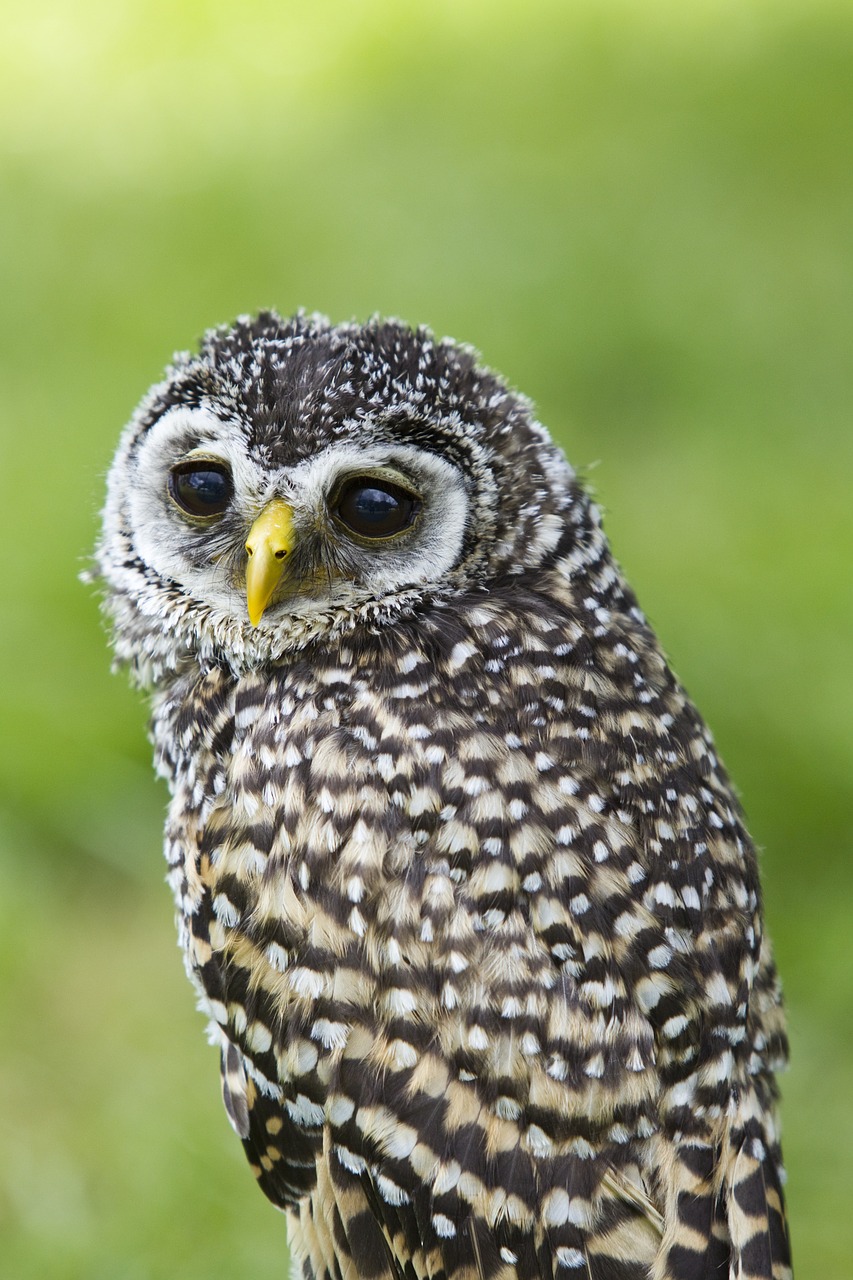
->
[95,311,589,684]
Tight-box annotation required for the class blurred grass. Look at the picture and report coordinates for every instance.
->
[1,1,851,1275]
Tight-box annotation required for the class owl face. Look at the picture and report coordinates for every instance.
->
[125,403,472,622]
[97,312,576,680]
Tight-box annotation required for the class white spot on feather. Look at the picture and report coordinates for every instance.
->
[556,1246,586,1268]
[432,1213,456,1239]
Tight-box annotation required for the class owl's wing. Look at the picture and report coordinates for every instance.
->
[216,1029,319,1211]
[720,935,791,1280]
[220,1036,250,1139]
[601,675,792,1280]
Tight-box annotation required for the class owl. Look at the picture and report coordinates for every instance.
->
[95,311,791,1280]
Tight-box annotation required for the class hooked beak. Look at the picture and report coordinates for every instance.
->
[245,499,296,626]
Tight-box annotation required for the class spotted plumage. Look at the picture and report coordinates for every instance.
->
[94,311,791,1279]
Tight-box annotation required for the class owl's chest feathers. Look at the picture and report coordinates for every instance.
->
[153,599,755,1131]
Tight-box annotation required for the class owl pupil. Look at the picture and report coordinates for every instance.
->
[168,462,233,517]
[335,479,419,539]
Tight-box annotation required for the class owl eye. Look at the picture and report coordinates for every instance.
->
[334,478,420,539]
[168,460,233,518]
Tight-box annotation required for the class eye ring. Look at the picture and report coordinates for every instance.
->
[332,475,421,541]
[168,459,234,519]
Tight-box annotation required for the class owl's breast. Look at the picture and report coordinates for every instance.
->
[150,592,763,1245]
[169,639,708,1141]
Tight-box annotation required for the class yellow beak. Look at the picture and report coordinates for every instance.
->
[245,499,296,626]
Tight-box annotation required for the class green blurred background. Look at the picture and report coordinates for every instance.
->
[1,1,851,1275]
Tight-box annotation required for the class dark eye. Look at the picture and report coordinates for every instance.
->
[168,461,233,518]
[335,478,420,539]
